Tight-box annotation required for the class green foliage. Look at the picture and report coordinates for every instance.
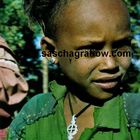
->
[0,0,41,50]
[124,0,140,92]
[125,0,140,46]
[0,0,26,50]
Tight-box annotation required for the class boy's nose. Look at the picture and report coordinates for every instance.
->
[99,54,119,74]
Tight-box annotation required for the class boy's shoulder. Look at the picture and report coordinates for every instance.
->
[122,92,140,128]
[9,93,57,139]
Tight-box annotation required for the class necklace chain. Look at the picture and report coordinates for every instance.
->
[67,115,78,140]
[67,94,91,140]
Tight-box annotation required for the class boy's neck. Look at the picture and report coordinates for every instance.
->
[65,92,90,114]
[64,92,94,139]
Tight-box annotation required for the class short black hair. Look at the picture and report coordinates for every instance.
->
[23,0,69,40]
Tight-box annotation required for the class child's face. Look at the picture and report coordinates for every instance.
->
[54,0,131,100]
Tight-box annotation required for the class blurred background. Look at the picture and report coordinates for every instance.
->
[0,0,140,110]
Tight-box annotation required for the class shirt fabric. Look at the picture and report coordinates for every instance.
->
[8,80,140,140]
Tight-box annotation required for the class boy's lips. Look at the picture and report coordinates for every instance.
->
[92,75,122,90]
[93,81,118,90]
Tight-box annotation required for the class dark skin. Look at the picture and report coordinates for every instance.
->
[41,0,131,139]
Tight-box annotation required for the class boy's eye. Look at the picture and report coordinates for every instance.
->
[77,42,104,51]
[112,38,131,50]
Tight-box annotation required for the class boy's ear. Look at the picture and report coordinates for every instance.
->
[41,36,56,51]
[41,37,58,64]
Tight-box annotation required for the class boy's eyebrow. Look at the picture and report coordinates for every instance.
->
[75,41,105,50]
[74,37,105,49]
[74,32,131,50]
[113,32,131,42]
[112,35,132,47]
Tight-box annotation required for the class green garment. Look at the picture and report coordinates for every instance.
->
[8,81,140,140]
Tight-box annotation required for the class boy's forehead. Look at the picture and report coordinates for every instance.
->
[56,0,130,38]
[63,0,129,20]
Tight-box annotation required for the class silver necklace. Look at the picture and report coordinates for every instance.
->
[67,114,78,140]
[67,94,91,140]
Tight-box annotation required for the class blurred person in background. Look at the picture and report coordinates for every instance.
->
[0,36,28,139]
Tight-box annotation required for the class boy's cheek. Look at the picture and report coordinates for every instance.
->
[118,56,131,70]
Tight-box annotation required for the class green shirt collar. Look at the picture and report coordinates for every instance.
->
[49,80,67,100]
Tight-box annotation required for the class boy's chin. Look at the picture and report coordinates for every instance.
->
[80,86,122,105]
[94,92,113,100]
[91,87,122,99]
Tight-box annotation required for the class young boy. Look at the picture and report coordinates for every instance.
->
[8,0,140,140]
